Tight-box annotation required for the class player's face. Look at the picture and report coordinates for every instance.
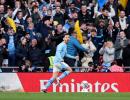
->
[64,35,70,43]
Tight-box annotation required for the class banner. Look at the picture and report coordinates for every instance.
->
[0,73,130,92]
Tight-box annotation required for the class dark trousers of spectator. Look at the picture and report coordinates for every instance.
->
[64,57,76,71]
[8,54,16,66]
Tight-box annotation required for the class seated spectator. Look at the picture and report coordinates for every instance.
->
[110,62,124,72]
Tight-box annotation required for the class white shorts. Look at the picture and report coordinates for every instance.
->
[53,62,70,72]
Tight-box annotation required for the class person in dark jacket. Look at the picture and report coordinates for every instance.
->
[50,24,65,46]
[28,38,44,66]
[78,4,93,24]
[36,16,53,39]
[53,6,65,25]
[122,40,130,72]
[31,6,41,26]
[16,37,29,66]
[0,39,4,66]
[115,31,128,66]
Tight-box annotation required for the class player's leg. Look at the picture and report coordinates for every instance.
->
[44,72,59,90]
[57,62,72,81]
[43,65,60,92]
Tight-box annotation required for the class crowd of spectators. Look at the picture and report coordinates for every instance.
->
[0,0,130,72]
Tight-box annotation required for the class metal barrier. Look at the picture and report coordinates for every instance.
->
[0,66,130,72]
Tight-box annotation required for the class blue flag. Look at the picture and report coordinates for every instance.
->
[98,0,107,10]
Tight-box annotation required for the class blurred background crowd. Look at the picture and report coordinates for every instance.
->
[0,0,130,72]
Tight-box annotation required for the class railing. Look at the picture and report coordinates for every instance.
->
[0,66,130,72]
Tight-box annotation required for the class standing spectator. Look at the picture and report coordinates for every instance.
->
[78,4,92,24]
[36,16,53,39]
[0,39,4,66]
[26,23,37,39]
[1,38,8,67]
[81,36,96,72]
[41,6,48,17]
[112,21,121,43]
[91,29,102,65]
[53,6,65,25]
[24,16,33,29]
[4,27,17,66]
[28,38,44,66]
[105,21,114,41]
[0,4,5,19]
[115,31,128,66]
[50,24,65,46]
[99,41,115,71]
[65,1,79,19]
[118,10,129,31]
[122,40,130,72]
[31,6,41,25]
[94,0,115,18]
[16,37,29,66]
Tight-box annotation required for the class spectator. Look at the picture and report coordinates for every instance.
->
[78,5,93,24]
[53,6,65,25]
[1,38,8,67]
[36,16,53,39]
[19,60,38,72]
[50,24,65,46]
[81,36,96,72]
[31,6,41,25]
[112,21,121,43]
[0,4,5,19]
[28,38,44,66]
[94,0,115,18]
[0,39,4,66]
[118,10,129,31]
[122,40,130,72]
[24,16,33,29]
[16,37,29,66]
[99,41,115,71]
[26,23,37,39]
[4,27,17,66]
[115,31,128,66]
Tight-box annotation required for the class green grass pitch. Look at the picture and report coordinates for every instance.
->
[0,92,130,100]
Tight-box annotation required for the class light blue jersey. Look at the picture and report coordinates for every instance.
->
[54,42,67,64]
